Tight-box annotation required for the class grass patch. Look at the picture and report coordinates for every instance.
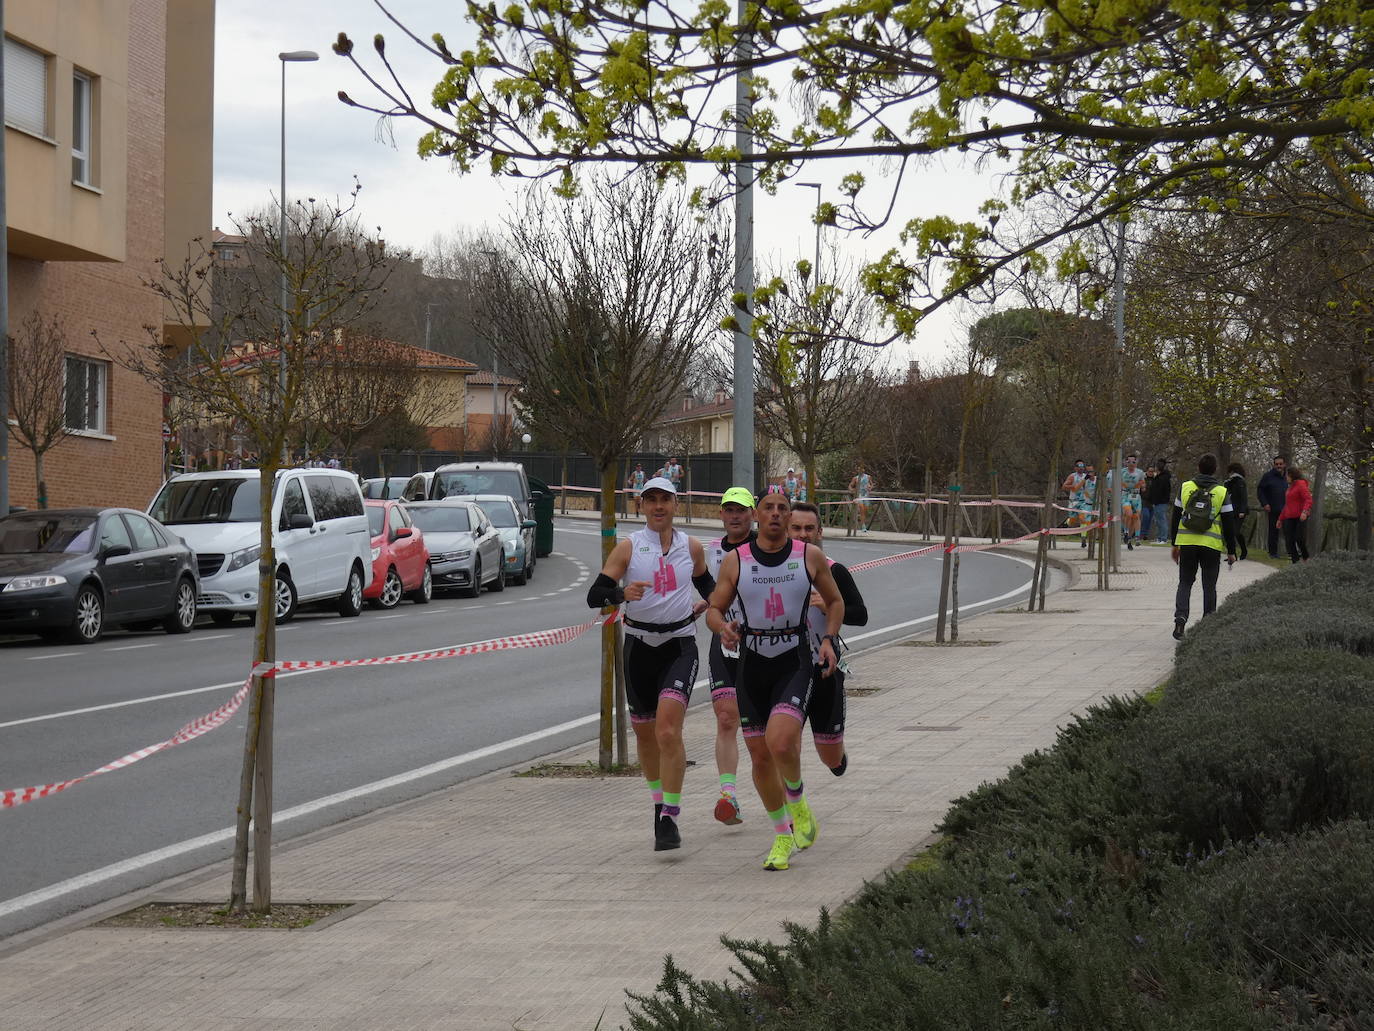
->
[515,760,642,778]
[97,901,349,930]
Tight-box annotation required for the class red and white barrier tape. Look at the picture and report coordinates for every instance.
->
[2,618,606,810]
[847,544,945,571]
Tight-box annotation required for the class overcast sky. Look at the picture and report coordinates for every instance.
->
[212,0,993,369]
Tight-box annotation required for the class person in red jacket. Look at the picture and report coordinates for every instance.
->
[1276,466,1313,563]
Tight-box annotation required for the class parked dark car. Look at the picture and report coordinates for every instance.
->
[0,508,198,644]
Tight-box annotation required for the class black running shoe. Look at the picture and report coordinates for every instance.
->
[830,753,848,777]
[1172,618,1185,641]
[654,814,681,851]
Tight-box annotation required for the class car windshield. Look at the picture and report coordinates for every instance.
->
[0,514,97,554]
[150,477,260,524]
[408,507,471,533]
[364,477,410,499]
[366,507,386,536]
[435,470,523,500]
[475,501,517,528]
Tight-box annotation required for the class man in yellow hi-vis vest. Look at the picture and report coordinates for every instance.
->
[1170,452,1238,640]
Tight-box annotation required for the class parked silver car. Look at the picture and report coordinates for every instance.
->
[446,494,536,586]
[403,501,503,598]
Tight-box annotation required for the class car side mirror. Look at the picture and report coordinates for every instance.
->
[522,519,536,529]
[392,527,413,540]
[288,513,313,530]
[102,544,131,559]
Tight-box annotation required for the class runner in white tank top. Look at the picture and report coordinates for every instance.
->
[706,491,844,872]
[585,477,713,853]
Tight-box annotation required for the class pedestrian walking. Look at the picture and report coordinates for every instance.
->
[1277,465,1313,563]
[1139,464,1158,541]
[1257,455,1289,559]
[584,477,714,851]
[1170,453,1238,640]
[706,491,844,871]
[788,501,868,776]
[704,487,758,827]
[1224,462,1250,560]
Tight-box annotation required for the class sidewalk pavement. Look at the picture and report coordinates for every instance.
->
[0,540,1272,1030]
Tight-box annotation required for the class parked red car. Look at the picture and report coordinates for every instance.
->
[363,500,432,608]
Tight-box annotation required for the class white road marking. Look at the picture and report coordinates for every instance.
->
[0,711,601,921]
[108,643,158,652]
[25,652,77,661]
[195,634,233,642]
[375,613,406,620]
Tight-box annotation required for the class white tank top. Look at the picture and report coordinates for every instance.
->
[623,527,696,643]
[734,539,812,658]
[708,534,749,657]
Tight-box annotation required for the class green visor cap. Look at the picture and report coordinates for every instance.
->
[720,487,756,508]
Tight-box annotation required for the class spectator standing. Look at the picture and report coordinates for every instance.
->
[1139,465,1158,541]
[783,467,800,502]
[1256,455,1289,559]
[1170,452,1237,640]
[1149,459,1173,543]
[1277,466,1313,563]
[1224,462,1250,560]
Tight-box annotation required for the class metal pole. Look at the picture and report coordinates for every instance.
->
[731,0,755,492]
[278,58,288,464]
[492,351,499,459]
[0,0,10,515]
[1111,218,1126,571]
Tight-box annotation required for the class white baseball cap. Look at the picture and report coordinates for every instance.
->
[641,476,676,496]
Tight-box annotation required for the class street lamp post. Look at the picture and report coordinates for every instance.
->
[480,249,501,458]
[278,49,318,464]
[795,181,821,282]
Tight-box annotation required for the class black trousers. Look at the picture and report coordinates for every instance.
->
[1175,546,1221,623]
[1266,509,1282,557]
[1284,519,1310,563]
[1234,512,1249,560]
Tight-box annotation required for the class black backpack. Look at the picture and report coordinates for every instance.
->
[1181,482,1217,533]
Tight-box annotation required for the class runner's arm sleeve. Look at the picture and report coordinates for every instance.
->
[831,565,868,626]
[692,571,716,600]
[586,574,624,608]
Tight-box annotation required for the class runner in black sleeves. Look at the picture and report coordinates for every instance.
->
[787,501,867,776]
[706,491,844,871]
[586,477,713,852]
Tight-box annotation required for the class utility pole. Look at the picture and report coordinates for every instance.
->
[1,0,11,516]
[731,0,755,493]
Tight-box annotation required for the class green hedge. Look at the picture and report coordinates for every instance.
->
[626,555,1374,1030]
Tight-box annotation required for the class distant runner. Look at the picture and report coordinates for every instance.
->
[848,464,875,533]
[585,477,714,852]
[788,501,868,776]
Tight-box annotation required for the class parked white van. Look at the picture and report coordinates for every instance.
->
[148,468,373,624]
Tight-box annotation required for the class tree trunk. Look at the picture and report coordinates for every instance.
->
[598,462,618,770]
[1356,462,1372,552]
[1311,453,1329,556]
[613,621,629,766]
[935,488,955,643]
[229,463,279,914]
[560,453,568,515]
[34,451,47,509]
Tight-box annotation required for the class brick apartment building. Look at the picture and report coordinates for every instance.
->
[4,0,214,510]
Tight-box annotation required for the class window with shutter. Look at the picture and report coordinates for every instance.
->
[4,37,49,137]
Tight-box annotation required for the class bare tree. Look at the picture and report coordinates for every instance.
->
[482,171,730,768]
[744,255,886,499]
[104,189,389,915]
[5,312,75,508]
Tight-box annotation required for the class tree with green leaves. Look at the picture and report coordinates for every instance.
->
[334,0,1374,331]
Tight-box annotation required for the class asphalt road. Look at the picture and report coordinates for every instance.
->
[0,517,1045,941]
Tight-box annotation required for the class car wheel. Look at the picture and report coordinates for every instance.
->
[337,564,364,616]
[464,558,482,599]
[66,585,104,644]
[512,555,528,586]
[408,564,433,605]
[274,571,298,624]
[376,567,403,610]
[164,577,197,634]
[526,553,535,580]
[488,556,506,592]
[210,611,236,627]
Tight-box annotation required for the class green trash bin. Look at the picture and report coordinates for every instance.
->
[529,475,556,557]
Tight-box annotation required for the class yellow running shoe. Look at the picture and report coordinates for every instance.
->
[789,798,818,850]
[764,833,796,871]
